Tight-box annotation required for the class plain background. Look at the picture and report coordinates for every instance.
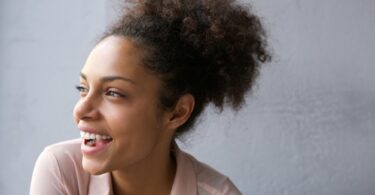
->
[1,0,374,194]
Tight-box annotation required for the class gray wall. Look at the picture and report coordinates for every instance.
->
[1,0,374,194]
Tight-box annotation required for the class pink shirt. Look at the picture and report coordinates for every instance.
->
[30,139,241,195]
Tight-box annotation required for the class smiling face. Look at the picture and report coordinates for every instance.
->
[73,36,175,175]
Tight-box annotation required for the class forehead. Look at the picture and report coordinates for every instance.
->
[82,36,144,78]
[80,36,163,96]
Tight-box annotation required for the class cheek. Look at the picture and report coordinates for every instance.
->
[105,102,161,139]
[105,105,163,162]
[107,106,152,132]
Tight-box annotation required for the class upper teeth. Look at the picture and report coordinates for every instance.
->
[80,131,112,140]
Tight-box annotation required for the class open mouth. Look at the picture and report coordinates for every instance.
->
[80,131,113,147]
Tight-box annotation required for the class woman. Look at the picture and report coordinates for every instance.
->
[30,0,270,194]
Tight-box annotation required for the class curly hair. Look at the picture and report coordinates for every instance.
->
[102,0,271,137]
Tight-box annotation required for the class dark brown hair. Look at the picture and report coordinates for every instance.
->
[102,0,271,137]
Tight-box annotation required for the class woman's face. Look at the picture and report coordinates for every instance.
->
[73,36,173,175]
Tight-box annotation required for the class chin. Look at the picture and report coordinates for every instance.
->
[82,157,109,175]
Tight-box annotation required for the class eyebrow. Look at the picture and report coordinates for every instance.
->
[80,73,136,85]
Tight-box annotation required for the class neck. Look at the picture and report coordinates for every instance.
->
[111,141,176,195]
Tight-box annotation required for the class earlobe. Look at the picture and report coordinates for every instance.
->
[166,94,195,130]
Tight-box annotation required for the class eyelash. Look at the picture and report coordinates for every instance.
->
[105,90,126,98]
[75,85,88,93]
[75,85,126,98]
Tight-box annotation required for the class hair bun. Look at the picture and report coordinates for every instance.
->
[105,0,271,135]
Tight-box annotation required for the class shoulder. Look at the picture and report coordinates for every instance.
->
[42,139,85,176]
[181,150,242,195]
[30,139,89,195]
[43,138,83,162]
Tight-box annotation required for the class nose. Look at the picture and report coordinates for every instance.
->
[73,94,100,123]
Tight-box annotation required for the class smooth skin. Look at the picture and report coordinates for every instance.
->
[73,36,195,195]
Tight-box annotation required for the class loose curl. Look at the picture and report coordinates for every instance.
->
[102,0,271,137]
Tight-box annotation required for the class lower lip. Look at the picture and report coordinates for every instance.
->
[81,139,112,156]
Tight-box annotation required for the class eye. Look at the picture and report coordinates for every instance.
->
[105,89,126,98]
[75,85,88,94]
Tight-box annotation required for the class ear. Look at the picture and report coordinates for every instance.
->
[164,94,195,131]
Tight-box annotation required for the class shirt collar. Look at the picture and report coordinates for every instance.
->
[170,141,197,195]
[89,172,113,195]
